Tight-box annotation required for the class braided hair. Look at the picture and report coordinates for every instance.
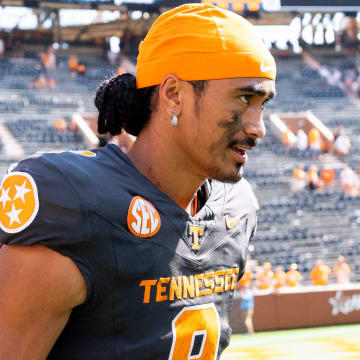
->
[95,73,157,136]
[95,73,207,136]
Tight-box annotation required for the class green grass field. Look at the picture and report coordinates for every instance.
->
[222,324,360,360]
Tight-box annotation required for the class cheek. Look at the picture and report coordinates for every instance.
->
[208,130,231,157]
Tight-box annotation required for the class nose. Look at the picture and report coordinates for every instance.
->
[243,111,266,139]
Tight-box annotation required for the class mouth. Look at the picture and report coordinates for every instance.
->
[229,144,250,163]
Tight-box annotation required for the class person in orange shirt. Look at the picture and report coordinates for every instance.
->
[320,165,335,186]
[37,75,47,89]
[41,52,49,72]
[238,268,253,288]
[54,118,67,133]
[68,54,78,73]
[238,281,255,334]
[310,259,331,285]
[308,127,322,151]
[282,129,297,148]
[307,165,319,191]
[117,66,126,75]
[48,77,56,90]
[272,266,287,291]
[77,64,87,76]
[286,263,302,287]
[257,262,274,290]
[333,255,351,284]
[291,164,306,192]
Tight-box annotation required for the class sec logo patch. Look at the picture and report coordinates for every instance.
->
[127,196,161,238]
[0,172,39,233]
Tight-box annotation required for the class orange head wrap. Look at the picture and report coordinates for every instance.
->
[136,3,276,88]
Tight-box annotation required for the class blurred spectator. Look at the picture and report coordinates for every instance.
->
[308,127,322,151]
[48,77,56,90]
[333,125,344,141]
[282,128,297,148]
[77,64,87,76]
[320,165,335,187]
[307,165,319,191]
[333,255,351,284]
[238,282,254,334]
[310,259,331,286]
[340,164,359,197]
[296,129,308,151]
[286,263,302,287]
[257,262,273,290]
[37,75,47,89]
[238,267,253,288]
[334,129,351,156]
[54,118,67,133]
[46,46,57,72]
[68,55,79,75]
[291,164,306,192]
[41,51,49,72]
[117,66,126,75]
[69,118,79,133]
[272,266,287,291]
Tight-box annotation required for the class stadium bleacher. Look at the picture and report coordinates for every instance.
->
[244,54,360,284]
[0,27,359,287]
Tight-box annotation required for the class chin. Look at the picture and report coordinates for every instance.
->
[211,163,244,183]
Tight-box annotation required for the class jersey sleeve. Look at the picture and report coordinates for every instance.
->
[0,156,88,247]
[0,155,94,303]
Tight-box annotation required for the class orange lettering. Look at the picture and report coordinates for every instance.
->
[169,276,182,301]
[140,279,157,303]
[194,273,205,297]
[156,277,170,302]
[214,270,225,293]
[182,275,195,299]
[231,267,239,290]
[204,272,215,295]
[224,268,233,291]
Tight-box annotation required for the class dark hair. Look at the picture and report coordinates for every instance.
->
[189,80,208,114]
[95,73,207,136]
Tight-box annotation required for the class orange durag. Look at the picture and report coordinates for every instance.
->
[136,3,276,89]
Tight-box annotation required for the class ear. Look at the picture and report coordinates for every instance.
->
[158,74,184,118]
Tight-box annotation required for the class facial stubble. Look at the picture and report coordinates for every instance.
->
[207,111,256,184]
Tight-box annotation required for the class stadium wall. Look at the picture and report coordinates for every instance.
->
[231,284,360,332]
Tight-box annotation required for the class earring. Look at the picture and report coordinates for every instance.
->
[171,113,178,127]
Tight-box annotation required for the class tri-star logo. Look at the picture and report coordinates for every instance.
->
[0,172,39,233]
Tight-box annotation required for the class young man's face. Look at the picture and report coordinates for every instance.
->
[177,77,275,183]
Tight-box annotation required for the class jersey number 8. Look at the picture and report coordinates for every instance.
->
[168,303,220,360]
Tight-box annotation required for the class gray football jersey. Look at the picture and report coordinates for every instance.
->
[0,144,258,359]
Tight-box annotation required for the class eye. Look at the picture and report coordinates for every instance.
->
[239,95,252,104]
[262,98,270,110]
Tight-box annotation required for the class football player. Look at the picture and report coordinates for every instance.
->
[0,3,276,359]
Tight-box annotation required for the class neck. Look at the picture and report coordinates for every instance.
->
[126,124,204,212]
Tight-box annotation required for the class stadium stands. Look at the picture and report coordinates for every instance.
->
[0,47,359,285]
[245,54,360,284]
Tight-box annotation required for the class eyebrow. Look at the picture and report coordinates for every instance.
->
[235,85,276,100]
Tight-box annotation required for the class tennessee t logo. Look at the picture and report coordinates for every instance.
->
[189,225,204,250]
